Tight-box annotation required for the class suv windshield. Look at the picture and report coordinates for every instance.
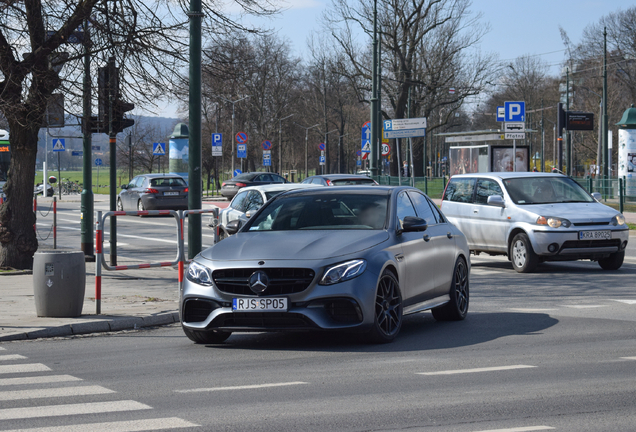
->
[503,176,594,205]
[247,193,388,231]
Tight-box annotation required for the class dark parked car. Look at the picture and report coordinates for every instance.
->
[301,174,379,186]
[181,186,470,344]
[117,174,188,211]
[221,172,287,199]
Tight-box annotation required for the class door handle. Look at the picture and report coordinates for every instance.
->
[423,234,430,242]
[447,232,453,239]
[473,208,479,214]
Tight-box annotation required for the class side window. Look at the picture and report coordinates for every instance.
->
[134,177,145,188]
[475,179,503,205]
[272,174,285,183]
[256,174,273,182]
[231,191,249,211]
[245,191,264,212]
[407,191,437,225]
[396,191,417,228]
[443,178,476,203]
[311,178,324,185]
[301,178,312,184]
[129,177,140,188]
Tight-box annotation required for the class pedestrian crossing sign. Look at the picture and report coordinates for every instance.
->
[153,142,166,156]
[52,138,65,152]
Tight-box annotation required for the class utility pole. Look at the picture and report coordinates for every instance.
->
[187,0,203,259]
[107,57,117,266]
[602,26,609,179]
[218,95,250,174]
[278,114,294,175]
[295,123,320,179]
[566,67,571,176]
[369,0,379,176]
[541,98,545,172]
[80,17,94,261]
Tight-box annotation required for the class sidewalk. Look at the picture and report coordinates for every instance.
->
[0,264,182,342]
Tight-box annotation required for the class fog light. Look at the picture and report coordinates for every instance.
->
[548,243,559,253]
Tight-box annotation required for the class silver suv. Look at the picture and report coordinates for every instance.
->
[441,172,629,272]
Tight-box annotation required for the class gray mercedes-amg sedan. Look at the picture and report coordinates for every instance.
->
[180,186,470,344]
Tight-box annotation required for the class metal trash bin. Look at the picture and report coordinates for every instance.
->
[33,250,86,317]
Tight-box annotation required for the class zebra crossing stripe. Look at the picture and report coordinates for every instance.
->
[0,374,82,387]
[0,363,51,375]
[0,400,151,420]
[0,385,115,401]
[0,346,6,350]
[0,417,198,432]
[0,354,27,361]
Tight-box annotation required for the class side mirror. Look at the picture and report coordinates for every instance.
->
[120,184,129,190]
[245,210,254,219]
[487,195,505,208]
[591,192,601,201]
[226,219,240,235]
[400,216,428,233]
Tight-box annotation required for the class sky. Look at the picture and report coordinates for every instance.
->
[151,0,634,118]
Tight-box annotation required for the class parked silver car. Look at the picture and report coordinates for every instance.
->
[181,186,470,344]
[441,172,629,272]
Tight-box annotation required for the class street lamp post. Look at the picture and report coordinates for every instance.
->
[323,128,339,174]
[218,95,250,174]
[278,114,294,175]
[295,123,320,179]
[338,133,349,173]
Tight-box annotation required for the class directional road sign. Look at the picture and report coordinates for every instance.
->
[496,106,505,122]
[361,121,371,152]
[236,132,248,144]
[212,133,223,156]
[153,142,166,156]
[95,158,103,166]
[92,145,100,151]
[237,144,247,158]
[504,101,525,122]
[71,151,83,157]
[383,118,427,139]
[261,140,272,150]
[233,169,242,177]
[52,138,65,152]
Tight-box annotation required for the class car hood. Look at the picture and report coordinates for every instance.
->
[200,230,390,261]
[522,202,619,223]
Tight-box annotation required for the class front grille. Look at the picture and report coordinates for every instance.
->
[324,299,363,324]
[572,221,609,226]
[183,299,218,322]
[211,312,315,329]
[212,268,315,296]
[561,239,621,249]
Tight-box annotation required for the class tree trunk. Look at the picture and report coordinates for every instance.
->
[0,121,39,269]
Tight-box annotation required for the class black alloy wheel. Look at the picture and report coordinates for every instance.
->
[369,269,403,343]
[116,198,123,211]
[432,256,469,321]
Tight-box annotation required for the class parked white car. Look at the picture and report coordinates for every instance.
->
[213,183,323,239]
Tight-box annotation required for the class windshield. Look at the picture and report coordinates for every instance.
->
[264,190,287,200]
[503,176,594,205]
[247,193,389,231]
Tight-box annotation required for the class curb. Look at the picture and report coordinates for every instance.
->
[0,311,179,342]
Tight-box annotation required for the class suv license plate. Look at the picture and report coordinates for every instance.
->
[232,298,288,312]
[579,230,611,240]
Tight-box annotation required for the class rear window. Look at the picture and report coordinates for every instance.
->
[150,178,186,187]
[330,178,376,186]
[443,178,475,203]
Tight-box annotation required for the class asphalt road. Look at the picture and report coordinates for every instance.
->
[9,199,635,431]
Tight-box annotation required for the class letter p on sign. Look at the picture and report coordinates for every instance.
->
[505,101,525,122]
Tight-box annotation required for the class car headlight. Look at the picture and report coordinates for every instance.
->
[319,259,367,285]
[186,261,213,286]
[611,214,626,226]
[536,216,571,228]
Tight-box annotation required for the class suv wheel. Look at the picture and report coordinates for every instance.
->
[598,250,625,270]
[510,232,538,273]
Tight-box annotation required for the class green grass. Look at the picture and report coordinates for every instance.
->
[627,223,636,230]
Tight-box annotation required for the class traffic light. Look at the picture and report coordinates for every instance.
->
[111,100,135,134]
[96,57,134,135]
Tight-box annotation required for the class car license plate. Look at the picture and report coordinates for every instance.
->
[164,191,179,196]
[232,298,288,312]
[579,230,611,240]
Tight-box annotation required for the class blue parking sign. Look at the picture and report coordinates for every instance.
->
[504,101,525,122]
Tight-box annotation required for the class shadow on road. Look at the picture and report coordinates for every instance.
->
[205,311,558,353]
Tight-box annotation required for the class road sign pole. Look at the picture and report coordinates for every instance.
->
[80,17,94,259]
[513,139,516,172]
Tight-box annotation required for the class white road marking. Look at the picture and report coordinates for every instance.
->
[562,305,606,309]
[620,357,636,360]
[611,300,636,305]
[0,385,115,401]
[0,363,51,375]
[417,365,536,376]
[0,347,5,350]
[0,354,26,361]
[508,308,558,312]
[0,417,199,432]
[175,381,309,393]
[474,426,554,432]
[0,374,82,386]
[0,400,151,420]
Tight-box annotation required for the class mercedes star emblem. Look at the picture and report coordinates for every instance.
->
[249,271,269,294]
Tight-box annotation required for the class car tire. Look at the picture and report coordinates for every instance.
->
[598,250,625,270]
[116,198,123,211]
[218,229,228,241]
[510,232,538,273]
[432,256,469,321]
[182,326,231,344]
[137,199,145,216]
[367,268,403,344]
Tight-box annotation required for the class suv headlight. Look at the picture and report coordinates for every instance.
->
[319,259,367,285]
[187,261,213,286]
[610,214,626,226]
[536,216,572,228]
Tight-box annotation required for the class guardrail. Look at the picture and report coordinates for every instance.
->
[94,207,220,314]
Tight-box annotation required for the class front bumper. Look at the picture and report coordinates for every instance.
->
[530,228,629,260]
